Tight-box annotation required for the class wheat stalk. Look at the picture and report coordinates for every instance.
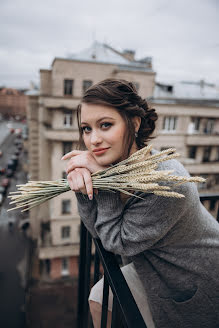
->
[7,146,206,212]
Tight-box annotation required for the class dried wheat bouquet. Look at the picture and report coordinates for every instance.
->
[8,145,205,212]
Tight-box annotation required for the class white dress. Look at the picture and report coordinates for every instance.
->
[89,262,155,328]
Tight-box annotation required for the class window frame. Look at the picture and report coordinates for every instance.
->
[62,199,71,214]
[188,146,197,159]
[82,80,93,94]
[162,116,178,132]
[64,79,74,96]
[61,257,69,276]
[202,146,212,163]
[61,225,71,239]
[63,111,73,127]
[62,141,72,156]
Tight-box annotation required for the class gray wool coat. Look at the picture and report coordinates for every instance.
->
[76,149,219,328]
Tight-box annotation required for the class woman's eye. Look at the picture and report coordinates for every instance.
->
[81,126,91,133]
[101,122,112,129]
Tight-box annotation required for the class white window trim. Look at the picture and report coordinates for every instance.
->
[61,257,69,276]
[61,226,71,239]
[63,113,73,128]
[162,116,177,133]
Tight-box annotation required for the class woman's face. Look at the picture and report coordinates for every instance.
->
[80,103,138,166]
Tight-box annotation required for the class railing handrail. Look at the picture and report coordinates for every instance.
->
[199,192,219,200]
[93,238,146,327]
[77,222,146,328]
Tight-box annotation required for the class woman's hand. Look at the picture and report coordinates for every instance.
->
[67,167,95,199]
[62,150,107,174]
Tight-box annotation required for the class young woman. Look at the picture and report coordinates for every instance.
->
[62,79,219,328]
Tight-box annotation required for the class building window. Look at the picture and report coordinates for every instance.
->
[45,259,51,274]
[202,146,212,163]
[63,111,73,127]
[188,146,197,159]
[62,200,71,214]
[204,119,215,134]
[191,117,201,132]
[63,142,72,156]
[64,79,73,96]
[61,257,69,276]
[162,116,177,131]
[61,226,71,239]
[82,80,93,93]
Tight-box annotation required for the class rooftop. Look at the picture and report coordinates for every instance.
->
[151,80,219,106]
[65,41,153,72]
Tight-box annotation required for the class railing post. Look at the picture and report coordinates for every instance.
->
[84,230,92,328]
[77,222,87,328]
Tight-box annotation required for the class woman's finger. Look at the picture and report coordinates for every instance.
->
[75,168,93,199]
[67,172,76,191]
[75,170,87,194]
[66,161,78,174]
[67,171,84,192]
[61,150,85,160]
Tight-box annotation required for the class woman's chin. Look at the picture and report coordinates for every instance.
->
[95,156,117,167]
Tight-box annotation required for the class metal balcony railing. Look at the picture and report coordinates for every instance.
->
[200,193,219,221]
[76,222,146,328]
[76,194,219,328]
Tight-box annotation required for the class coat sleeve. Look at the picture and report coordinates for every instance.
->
[75,192,98,238]
[94,187,189,256]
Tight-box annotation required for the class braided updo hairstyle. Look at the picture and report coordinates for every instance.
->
[77,78,158,156]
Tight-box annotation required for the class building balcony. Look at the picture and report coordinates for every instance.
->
[38,222,79,260]
[39,243,79,260]
[184,161,219,174]
[44,129,79,141]
[186,133,219,146]
[40,96,81,109]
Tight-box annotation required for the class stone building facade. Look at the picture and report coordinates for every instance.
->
[150,81,219,192]
[27,42,156,280]
[27,42,219,281]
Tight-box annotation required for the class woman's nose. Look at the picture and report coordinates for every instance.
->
[90,130,102,144]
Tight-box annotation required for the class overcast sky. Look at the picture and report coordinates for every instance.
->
[0,0,219,89]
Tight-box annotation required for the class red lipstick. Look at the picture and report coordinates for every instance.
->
[93,147,109,155]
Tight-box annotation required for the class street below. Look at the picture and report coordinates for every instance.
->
[0,122,30,328]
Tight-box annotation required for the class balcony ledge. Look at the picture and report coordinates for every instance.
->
[39,243,79,259]
[44,129,79,141]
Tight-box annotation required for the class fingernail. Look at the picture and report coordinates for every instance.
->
[88,194,93,200]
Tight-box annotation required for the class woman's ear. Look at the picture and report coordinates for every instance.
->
[132,116,141,133]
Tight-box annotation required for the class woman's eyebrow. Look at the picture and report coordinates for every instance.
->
[81,116,116,124]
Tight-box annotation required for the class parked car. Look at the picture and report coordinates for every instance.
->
[0,167,5,174]
[1,178,10,188]
[11,155,18,167]
[6,169,13,177]
[0,186,6,196]
[14,140,21,146]
[7,159,16,171]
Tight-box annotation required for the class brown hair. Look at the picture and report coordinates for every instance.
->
[77,78,158,156]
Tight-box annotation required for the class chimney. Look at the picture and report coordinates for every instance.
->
[122,49,135,61]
